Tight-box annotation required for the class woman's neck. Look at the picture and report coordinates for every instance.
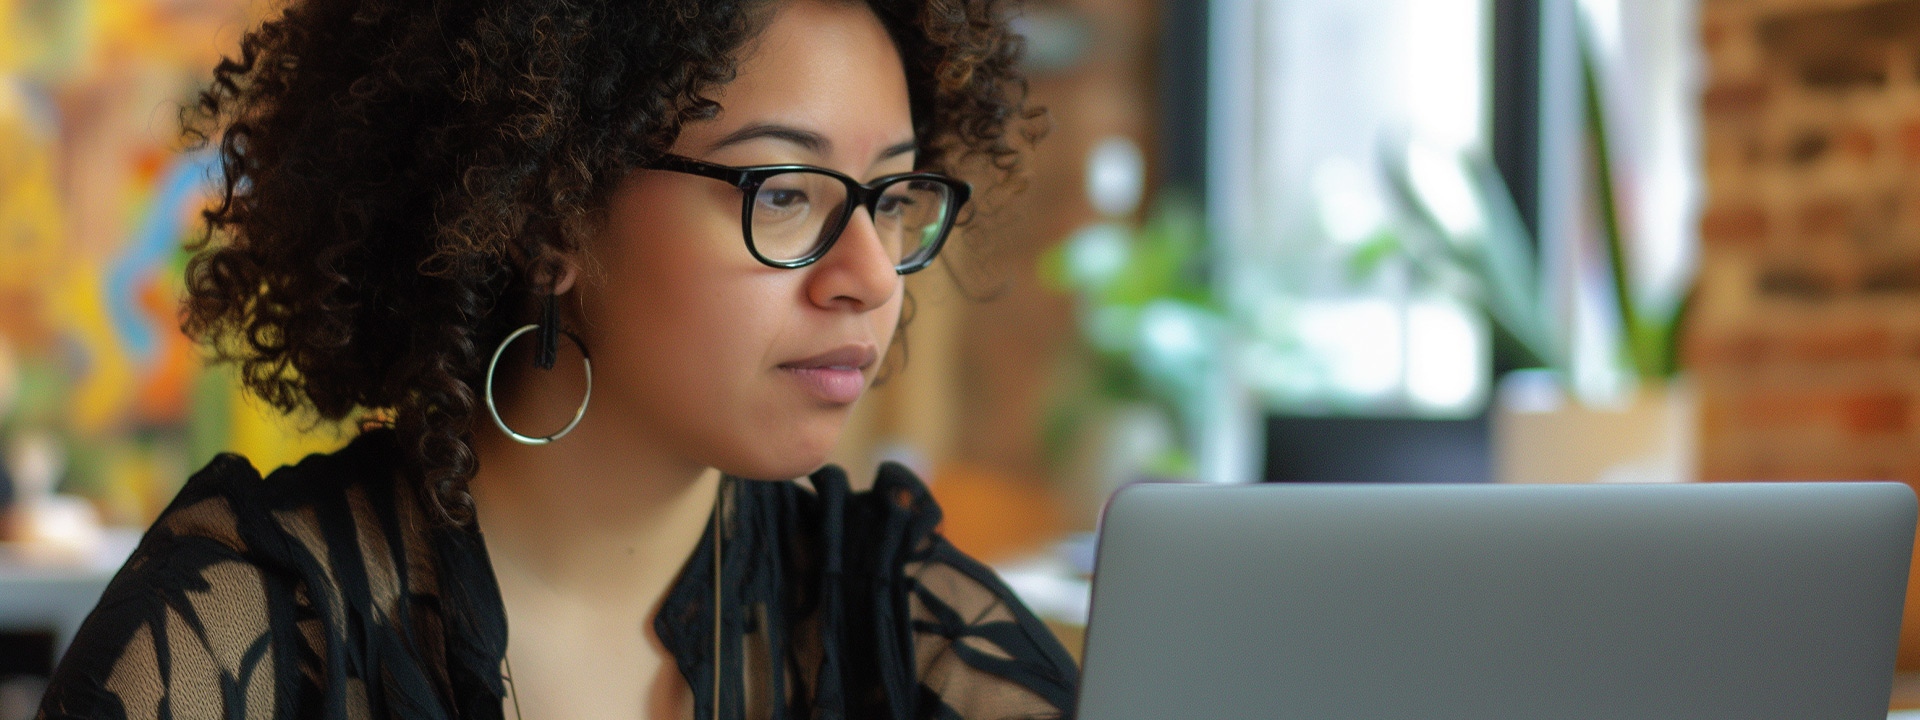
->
[469,416,722,613]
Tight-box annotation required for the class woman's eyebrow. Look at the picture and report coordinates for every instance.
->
[705,123,919,163]
[706,123,828,155]
[875,139,917,163]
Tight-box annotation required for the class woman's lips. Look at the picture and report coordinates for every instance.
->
[778,344,877,405]
[779,366,867,405]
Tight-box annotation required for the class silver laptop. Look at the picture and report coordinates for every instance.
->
[1076,482,1915,719]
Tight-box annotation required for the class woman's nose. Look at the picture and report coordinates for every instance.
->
[805,207,900,312]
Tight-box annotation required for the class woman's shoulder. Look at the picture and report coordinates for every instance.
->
[39,428,428,719]
[105,426,429,620]
[149,427,410,554]
[91,427,422,646]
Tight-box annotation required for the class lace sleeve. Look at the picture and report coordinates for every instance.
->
[904,538,1078,720]
[36,459,293,720]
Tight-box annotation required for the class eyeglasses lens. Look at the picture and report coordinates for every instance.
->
[749,172,954,268]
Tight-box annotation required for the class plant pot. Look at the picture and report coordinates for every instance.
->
[1492,371,1697,484]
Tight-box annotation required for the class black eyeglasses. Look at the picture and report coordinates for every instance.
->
[645,154,971,274]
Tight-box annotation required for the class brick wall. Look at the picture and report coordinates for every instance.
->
[1696,0,1920,481]
[1693,0,1920,668]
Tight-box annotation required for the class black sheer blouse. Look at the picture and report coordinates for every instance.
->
[34,428,1078,719]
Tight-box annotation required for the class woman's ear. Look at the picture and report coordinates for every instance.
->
[552,257,580,296]
[532,251,582,296]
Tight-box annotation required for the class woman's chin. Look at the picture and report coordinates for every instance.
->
[716,439,839,481]
[722,460,828,482]
[693,405,854,480]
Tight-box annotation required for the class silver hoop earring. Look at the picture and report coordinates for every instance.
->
[484,323,592,444]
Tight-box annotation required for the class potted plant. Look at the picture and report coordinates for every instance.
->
[1377,13,1697,483]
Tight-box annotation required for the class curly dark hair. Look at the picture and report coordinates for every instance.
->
[178,0,1043,527]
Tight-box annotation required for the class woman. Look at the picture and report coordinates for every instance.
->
[35,0,1073,718]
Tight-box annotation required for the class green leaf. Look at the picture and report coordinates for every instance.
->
[1345,228,1404,283]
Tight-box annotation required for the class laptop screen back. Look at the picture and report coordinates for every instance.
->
[1077,482,1915,719]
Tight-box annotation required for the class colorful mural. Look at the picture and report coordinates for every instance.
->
[2,0,348,528]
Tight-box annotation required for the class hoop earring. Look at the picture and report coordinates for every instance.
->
[484,296,591,445]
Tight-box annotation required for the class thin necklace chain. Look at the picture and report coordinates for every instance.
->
[501,477,729,720]
[711,476,728,718]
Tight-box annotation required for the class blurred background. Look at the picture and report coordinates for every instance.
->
[2,0,1918,714]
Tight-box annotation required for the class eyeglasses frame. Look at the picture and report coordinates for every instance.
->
[645,153,972,275]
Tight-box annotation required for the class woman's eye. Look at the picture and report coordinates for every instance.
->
[875,193,915,218]
[756,189,809,214]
